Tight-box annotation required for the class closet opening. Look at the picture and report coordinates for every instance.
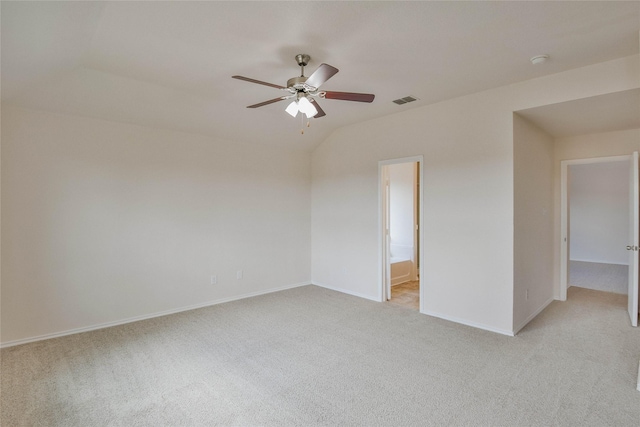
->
[560,154,639,327]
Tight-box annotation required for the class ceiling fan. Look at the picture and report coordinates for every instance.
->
[232,54,375,120]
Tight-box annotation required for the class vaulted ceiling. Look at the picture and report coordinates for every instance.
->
[2,1,639,151]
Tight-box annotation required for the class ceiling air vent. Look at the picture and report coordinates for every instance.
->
[392,96,419,105]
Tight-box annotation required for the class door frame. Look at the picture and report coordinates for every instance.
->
[628,151,639,327]
[378,155,424,312]
[559,154,630,301]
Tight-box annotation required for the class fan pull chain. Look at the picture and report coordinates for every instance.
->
[299,114,311,134]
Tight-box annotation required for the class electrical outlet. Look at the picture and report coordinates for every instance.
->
[210,275,217,285]
[236,270,243,280]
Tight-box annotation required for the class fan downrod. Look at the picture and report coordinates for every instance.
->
[289,54,311,88]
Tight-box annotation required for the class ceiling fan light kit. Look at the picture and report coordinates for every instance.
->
[286,95,318,118]
[232,54,375,133]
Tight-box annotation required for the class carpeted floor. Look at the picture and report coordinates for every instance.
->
[570,260,628,295]
[1,285,639,426]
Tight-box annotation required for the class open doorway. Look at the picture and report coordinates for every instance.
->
[379,156,423,311]
[560,154,639,327]
[568,160,628,293]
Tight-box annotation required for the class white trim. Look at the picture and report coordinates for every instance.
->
[560,155,630,301]
[569,258,629,266]
[378,156,425,311]
[378,156,426,167]
[390,265,413,286]
[512,297,555,335]
[0,282,310,349]
[378,163,389,302]
[312,281,380,302]
[422,309,515,337]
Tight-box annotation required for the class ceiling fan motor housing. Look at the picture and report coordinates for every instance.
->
[287,76,309,91]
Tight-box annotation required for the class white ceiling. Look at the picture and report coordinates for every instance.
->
[2,1,639,151]
[517,89,640,138]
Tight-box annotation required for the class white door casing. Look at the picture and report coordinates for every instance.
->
[378,156,424,308]
[627,151,639,327]
[559,155,631,301]
[384,167,392,301]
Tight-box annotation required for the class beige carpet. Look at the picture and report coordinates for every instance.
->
[570,260,628,295]
[2,285,639,426]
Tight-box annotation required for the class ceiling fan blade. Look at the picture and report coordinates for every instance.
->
[305,63,339,89]
[247,97,288,108]
[322,91,375,103]
[310,99,326,118]
[232,75,286,90]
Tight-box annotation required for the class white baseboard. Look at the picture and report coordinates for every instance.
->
[391,281,410,287]
[422,309,515,337]
[314,282,515,336]
[570,258,628,266]
[0,282,310,349]
[512,297,555,335]
[312,281,380,302]
[391,274,412,286]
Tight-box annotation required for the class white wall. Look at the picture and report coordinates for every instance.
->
[312,55,639,335]
[569,162,629,265]
[388,162,415,249]
[312,85,518,334]
[1,107,312,345]
[553,128,640,297]
[513,114,554,333]
[556,129,640,160]
[2,56,638,343]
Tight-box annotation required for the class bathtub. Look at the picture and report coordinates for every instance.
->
[390,244,414,285]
